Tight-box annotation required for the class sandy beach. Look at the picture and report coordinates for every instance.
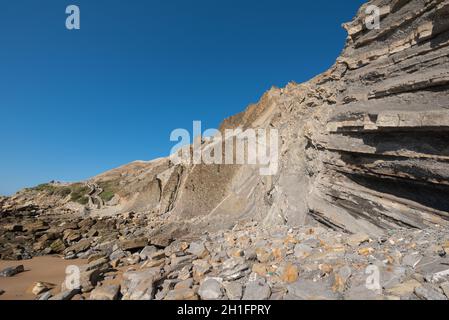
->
[0,256,87,300]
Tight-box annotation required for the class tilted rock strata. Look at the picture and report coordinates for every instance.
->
[2,0,449,249]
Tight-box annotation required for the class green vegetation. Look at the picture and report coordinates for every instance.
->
[69,183,90,205]
[98,179,120,202]
[28,182,90,205]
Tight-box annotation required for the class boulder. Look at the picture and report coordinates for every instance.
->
[0,265,24,277]
[90,285,121,300]
[31,282,56,296]
[198,278,223,300]
[120,237,148,252]
[243,277,271,300]
[223,282,243,300]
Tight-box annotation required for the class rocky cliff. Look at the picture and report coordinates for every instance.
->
[2,0,449,242]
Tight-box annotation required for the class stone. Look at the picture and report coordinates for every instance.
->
[386,280,422,297]
[358,247,375,256]
[49,239,66,253]
[7,0,449,268]
[242,278,271,300]
[81,271,101,293]
[256,248,273,263]
[150,250,166,261]
[154,279,178,300]
[220,262,250,281]
[252,263,267,277]
[294,244,312,259]
[109,249,126,261]
[288,279,340,300]
[280,263,299,283]
[64,230,82,242]
[228,248,244,258]
[198,278,223,300]
[31,282,56,296]
[164,288,198,300]
[244,248,257,261]
[0,265,24,277]
[440,282,449,298]
[122,211,135,220]
[418,259,449,284]
[402,253,423,269]
[86,228,99,238]
[121,268,162,300]
[126,255,141,265]
[415,285,447,300]
[187,241,209,258]
[120,237,148,251]
[142,258,165,268]
[193,259,211,282]
[346,233,370,247]
[174,278,194,290]
[83,257,110,273]
[223,282,243,300]
[49,289,80,300]
[5,224,23,232]
[272,247,285,260]
[139,246,158,260]
[90,285,120,300]
[38,291,52,300]
[65,239,91,254]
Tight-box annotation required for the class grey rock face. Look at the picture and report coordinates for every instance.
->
[242,278,271,300]
[224,282,243,300]
[415,285,447,301]
[2,0,449,303]
[90,285,121,300]
[198,278,223,300]
[2,0,449,255]
[0,265,24,277]
[288,279,340,300]
[49,289,80,300]
[38,291,53,300]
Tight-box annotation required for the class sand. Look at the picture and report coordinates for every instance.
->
[0,256,87,300]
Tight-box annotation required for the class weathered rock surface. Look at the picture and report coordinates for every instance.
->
[1,0,449,301]
[0,265,24,277]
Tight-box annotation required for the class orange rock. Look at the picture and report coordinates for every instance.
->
[332,274,345,293]
[283,235,298,246]
[358,247,375,256]
[237,236,251,247]
[319,264,333,274]
[252,263,268,277]
[280,263,299,283]
[229,248,244,258]
[256,248,273,263]
[272,247,285,260]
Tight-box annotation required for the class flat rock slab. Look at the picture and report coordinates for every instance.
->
[0,265,24,277]
[90,285,121,300]
[287,279,340,300]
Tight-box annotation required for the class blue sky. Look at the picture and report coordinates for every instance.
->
[0,0,365,195]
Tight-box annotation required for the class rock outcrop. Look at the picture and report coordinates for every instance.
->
[2,0,449,301]
[2,0,449,251]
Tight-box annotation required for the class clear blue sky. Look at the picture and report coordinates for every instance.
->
[0,0,365,195]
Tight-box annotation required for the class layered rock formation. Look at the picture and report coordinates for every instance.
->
[2,0,449,302]
[2,0,449,243]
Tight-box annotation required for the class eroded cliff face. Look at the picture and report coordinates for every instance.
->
[305,0,449,235]
[2,0,449,240]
